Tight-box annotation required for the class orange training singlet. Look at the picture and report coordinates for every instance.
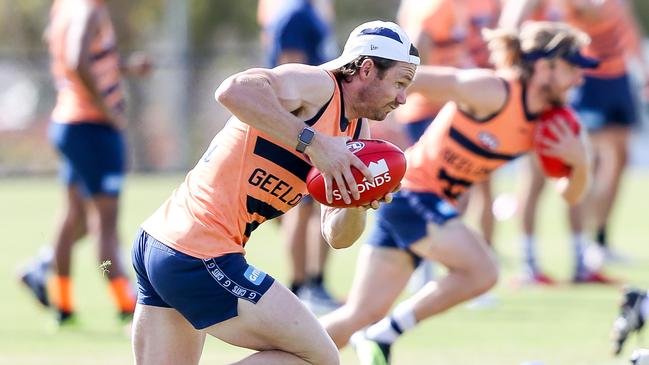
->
[49,0,125,127]
[562,0,635,78]
[402,77,537,204]
[397,0,472,124]
[142,72,363,259]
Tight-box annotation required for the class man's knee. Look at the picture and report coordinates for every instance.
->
[307,340,339,365]
[468,256,499,295]
[343,302,389,330]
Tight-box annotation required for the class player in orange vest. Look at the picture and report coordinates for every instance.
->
[19,0,150,327]
[131,21,419,364]
[321,21,593,364]
[500,0,648,283]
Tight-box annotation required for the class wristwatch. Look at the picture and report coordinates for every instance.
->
[296,126,316,153]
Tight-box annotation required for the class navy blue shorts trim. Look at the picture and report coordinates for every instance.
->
[131,229,275,329]
[366,190,459,267]
[570,74,637,131]
[49,121,126,197]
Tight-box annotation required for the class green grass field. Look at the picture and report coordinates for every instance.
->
[1,171,648,365]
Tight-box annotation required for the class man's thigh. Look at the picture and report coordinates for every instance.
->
[205,281,336,355]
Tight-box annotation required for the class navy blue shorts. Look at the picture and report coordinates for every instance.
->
[366,190,459,267]
[403,118,433,145]
[131,229,275,329]
[570,74,637,131]
[49,122,126,197]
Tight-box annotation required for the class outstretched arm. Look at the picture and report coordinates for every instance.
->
[408,66,509,119]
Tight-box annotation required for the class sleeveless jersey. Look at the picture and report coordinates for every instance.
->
[402,77,537,204]
[562,0,635,78]
[397,0,471,123]
[142,73,363,259]
[49,0,125,126]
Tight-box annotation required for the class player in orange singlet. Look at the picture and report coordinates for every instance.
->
[321,22,594,364]
[500,0,648,283]
[394,0,476,293]
[131,21,419,365]
[396,0,473,143]
[18,0,150,327]
[500,0,568,286]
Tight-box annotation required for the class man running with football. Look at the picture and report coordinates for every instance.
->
[130,21,419,365]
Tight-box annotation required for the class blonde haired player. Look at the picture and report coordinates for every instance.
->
[322,21,595,365]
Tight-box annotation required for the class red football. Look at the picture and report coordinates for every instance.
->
[306,139,407,208]
[535,106,581,178]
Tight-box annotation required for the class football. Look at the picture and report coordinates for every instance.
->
[306,139,406,208]
[534,106,581,178]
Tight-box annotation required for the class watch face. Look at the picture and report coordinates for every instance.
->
[300,127,315,143]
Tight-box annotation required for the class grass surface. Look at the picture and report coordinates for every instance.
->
[1,171,648,365]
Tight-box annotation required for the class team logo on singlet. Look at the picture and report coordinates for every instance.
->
[478,131,499,150]
[346,141,365,153]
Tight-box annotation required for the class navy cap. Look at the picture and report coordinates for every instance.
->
[521,47,599,69]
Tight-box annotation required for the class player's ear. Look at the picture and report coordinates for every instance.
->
[359,58,374,79]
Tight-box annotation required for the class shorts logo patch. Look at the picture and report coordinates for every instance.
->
[244,265,266,286]
[102,174,124,193]
[436,199,458,217]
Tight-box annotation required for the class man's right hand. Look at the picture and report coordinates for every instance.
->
[305,134,374,205]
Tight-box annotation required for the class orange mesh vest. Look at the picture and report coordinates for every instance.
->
[402,77,537,204]
[142,73,363,259]
[49,0,125,126]
[562,0,633,78]
[397,0,471,123]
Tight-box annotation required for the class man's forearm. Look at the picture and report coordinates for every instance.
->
[321,207,367,249]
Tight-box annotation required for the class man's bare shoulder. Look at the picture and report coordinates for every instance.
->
[269,64,336,110]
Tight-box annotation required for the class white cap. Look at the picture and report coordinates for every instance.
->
[320,20,420,70]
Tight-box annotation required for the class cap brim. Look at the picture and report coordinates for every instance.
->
[319,54,358,70]
[564,52,600,69]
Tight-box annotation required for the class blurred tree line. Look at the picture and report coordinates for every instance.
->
[3,0,649,64]
[0,0,400,56]
[1,0,648,173]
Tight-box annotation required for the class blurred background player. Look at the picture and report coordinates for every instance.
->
[395,0,500,301]
[321,21,594,365]
[19,0,151,326]
[500,0,649,284]
[257,0,341,313]
[500,0,565,286]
